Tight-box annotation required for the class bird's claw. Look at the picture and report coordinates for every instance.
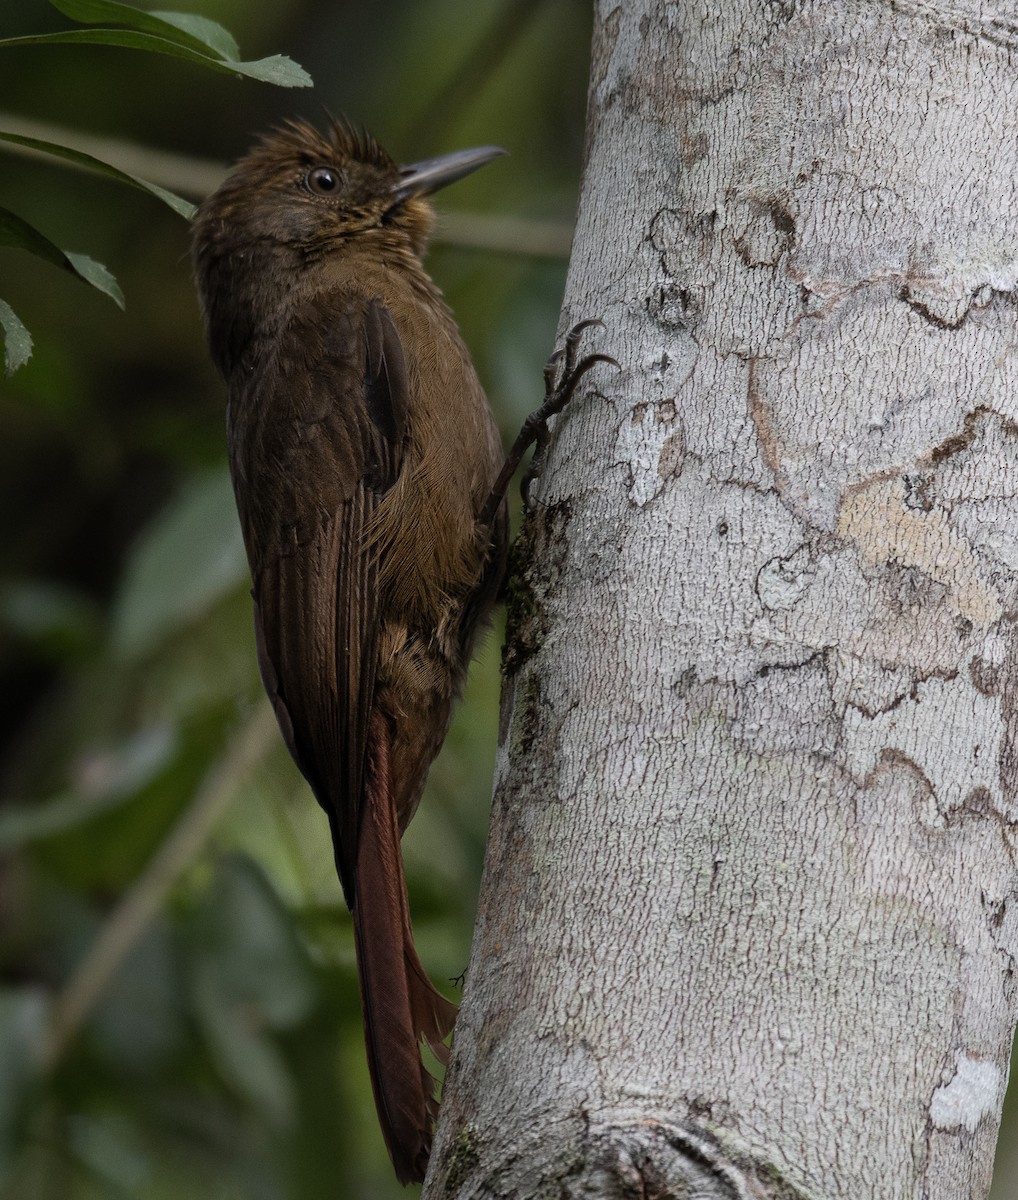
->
[520,320,620,510]
[481,319,618,527]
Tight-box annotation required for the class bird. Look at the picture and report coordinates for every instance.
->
[191,115,611,1184]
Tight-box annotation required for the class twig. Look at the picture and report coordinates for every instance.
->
[40,702,279,1071]
[0,111,572,259]
[405,0,546,148]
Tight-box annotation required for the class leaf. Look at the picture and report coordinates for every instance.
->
[0,131,195,220]
[0,988,47,1175]
[64,251,124,307]
[66,1111,152,1193]
[188,857,316,1127]
[0,723,177,850]
[90,918,187,1073]
[111,468,249,659]
[0,206,123,307]
[0,29,313,87]
[149,10,239,60]
[202,857,316,1030]
[51,0,239,60]
[0,300,32,376]
[0,578,102,657]
[193,978,296,1128]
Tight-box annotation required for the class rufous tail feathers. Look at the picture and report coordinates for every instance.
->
[352,712,457,1185]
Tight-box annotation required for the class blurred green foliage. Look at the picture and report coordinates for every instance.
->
[1,2,1015,1197]
[0,0,591,1195]
[0,0,314,376]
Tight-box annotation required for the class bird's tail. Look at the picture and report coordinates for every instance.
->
[352,713,458,1185]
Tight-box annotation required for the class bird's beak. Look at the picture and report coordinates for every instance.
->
[392,146,506,202]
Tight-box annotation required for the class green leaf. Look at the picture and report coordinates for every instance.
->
[65,251,124,307]
[210,857,317,1031]
[111,468,249,659]
[51,0,239,60]
[0,989,47,1174]
[0,299,32,376]
[91,919,187,1073]
[0,130,195,220]
[0,29,313,87]
[0,578,102,657]
[188,857,315,1126]
[0,206,123,307]
[149,10,240,61]
[65,1111,153,1193]
[0,723,177,850]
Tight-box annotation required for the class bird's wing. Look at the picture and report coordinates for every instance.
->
[229,293,408,904]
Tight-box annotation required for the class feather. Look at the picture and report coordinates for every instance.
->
[193,117,509,1184]
[354,712,457,1185]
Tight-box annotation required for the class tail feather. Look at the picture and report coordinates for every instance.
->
[353,712,457,1185]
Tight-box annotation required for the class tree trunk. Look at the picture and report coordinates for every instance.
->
[425,2,1018,1195]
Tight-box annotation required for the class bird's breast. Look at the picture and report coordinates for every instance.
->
[370,298,503,631]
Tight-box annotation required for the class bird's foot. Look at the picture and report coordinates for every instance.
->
[520,319,619,509]
[480,320,619,525]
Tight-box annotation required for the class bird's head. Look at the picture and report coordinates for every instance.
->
[192,117,503,376]
[194,116,503,266]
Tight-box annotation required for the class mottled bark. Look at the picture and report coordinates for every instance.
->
[426,3,1018,1196]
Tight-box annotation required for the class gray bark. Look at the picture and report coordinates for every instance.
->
[425,2,1018,1196]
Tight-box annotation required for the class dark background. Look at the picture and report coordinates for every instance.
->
[0,3,1014,1197]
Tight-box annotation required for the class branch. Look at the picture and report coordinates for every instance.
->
[39,702,279,1071]
[0,111,572,259]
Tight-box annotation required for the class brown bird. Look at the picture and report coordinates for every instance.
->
[191,116,609,1184]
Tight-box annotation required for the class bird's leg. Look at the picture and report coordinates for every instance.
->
[479,319,619,527]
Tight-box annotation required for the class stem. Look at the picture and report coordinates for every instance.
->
[40,702,279,1071]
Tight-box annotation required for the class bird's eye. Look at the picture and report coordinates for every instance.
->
[306,166,340,195]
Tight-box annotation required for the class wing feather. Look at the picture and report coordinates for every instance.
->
[229,293,408,903]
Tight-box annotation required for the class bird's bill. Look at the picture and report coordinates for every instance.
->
[392,146,506,201]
